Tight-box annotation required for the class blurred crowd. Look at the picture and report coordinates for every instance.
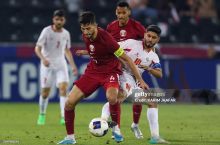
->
[0,0,219,43]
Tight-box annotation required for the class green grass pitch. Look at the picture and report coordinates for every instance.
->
[0,103,220,145]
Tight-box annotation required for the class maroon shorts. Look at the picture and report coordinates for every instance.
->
[74,72,119,97]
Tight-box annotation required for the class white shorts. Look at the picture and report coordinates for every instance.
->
[40,63,69,88]
[119,72,139,97]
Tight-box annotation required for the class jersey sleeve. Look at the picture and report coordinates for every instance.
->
[135,21,145,39]
[151,54,161,69]
[66,31,71,49]
[36,28,47,47]
[106,32,120,53]
[106,24,111,33]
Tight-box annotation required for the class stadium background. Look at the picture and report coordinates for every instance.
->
[0,0,220,104]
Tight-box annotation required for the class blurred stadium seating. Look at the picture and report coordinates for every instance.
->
[0,0,219,43]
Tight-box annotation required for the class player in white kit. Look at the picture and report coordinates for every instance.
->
[101,25,169,144]
[35,10,78,125]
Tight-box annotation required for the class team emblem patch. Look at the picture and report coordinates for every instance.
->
[120,30,127,37]
[89,44,95,52]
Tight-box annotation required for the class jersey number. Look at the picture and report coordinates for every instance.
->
[134,58,142,65]
[56,41,60,48]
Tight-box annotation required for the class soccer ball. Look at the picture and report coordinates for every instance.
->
[89,118,109,137]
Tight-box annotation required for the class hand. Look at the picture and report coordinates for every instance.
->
[137,79,149,90]
[42,59,49,67]
[138,64,150,70]
[71,66,78,76]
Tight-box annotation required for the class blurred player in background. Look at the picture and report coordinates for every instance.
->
[102,25,169,144]
[102,0,146,139]
[58,11,148,144]
[35,9,78,125]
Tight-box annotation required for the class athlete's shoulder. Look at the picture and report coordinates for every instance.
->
[119,39,142,50]
[107,20,118,28]
[150,50,160,60]
[126,39,142,46]
[43,26,52,32]
[62,28,70,36]
[98,27,112,38]
[130,19,144,26]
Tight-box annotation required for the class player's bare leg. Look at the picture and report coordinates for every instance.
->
[37,88,50,125]
[58,82,68,125]
[58,85,85,144]
[147,103,169,144]
[106,87,124,143]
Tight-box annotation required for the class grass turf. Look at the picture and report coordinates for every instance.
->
[0,103,219,145]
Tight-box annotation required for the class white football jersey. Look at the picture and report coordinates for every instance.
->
[36,26,71,68]
[118,39,160,75]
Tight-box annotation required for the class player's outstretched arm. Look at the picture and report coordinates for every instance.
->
[35,45,49,67]
[75,49,89,56]
[139,64,162,78]
[65,48,78,75]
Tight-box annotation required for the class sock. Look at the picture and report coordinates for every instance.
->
[133,104,142,124]
[65,109,75,135]
[39,95,49,114]
[67,134,75,140]
[101,102,110,121]
[60,96,66,118]
[109,102,121,127]
[112,125,121,134]
[147,108,159,138]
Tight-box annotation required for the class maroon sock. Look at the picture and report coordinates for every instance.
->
[64,109,75,135]
[109,102,121,127]
[133,104,142,124]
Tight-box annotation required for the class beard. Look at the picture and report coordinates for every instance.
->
[55,24,63,30]
[85,31,95,40]
[144,39,156,48]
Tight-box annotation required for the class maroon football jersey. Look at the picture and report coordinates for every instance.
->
[106,18,145,42]
[82,27,122,74]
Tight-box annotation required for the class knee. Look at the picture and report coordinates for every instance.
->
[106,91,118,105]
[65,99,76,110]
[59,86,67,96]
[148,103,157,108]
[41,90,50,98]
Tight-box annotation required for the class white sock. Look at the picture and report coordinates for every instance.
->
[101,102,110,121]
[67,134,75,140]
[147,108,159,138]
[131,122,138,127]
[39,95,49,114]
[60,96,66,118]
[112,125,121,134]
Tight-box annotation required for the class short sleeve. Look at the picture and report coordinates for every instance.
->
[106,24,111,33]
[105,32,120,53]
[36,28,47,47]
[135,22,145,39]
[151,54,161,69]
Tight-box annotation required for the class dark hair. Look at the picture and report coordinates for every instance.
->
[53,9,65,17]
[147,25,161,36]
[117,0,130,9]
[79,11,96,25]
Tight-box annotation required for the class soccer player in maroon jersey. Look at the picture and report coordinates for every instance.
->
[58,11,148,144]
[106,1,145,42]
[103,0,146,139]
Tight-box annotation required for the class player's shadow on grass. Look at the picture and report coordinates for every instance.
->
[168,139,220,145]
